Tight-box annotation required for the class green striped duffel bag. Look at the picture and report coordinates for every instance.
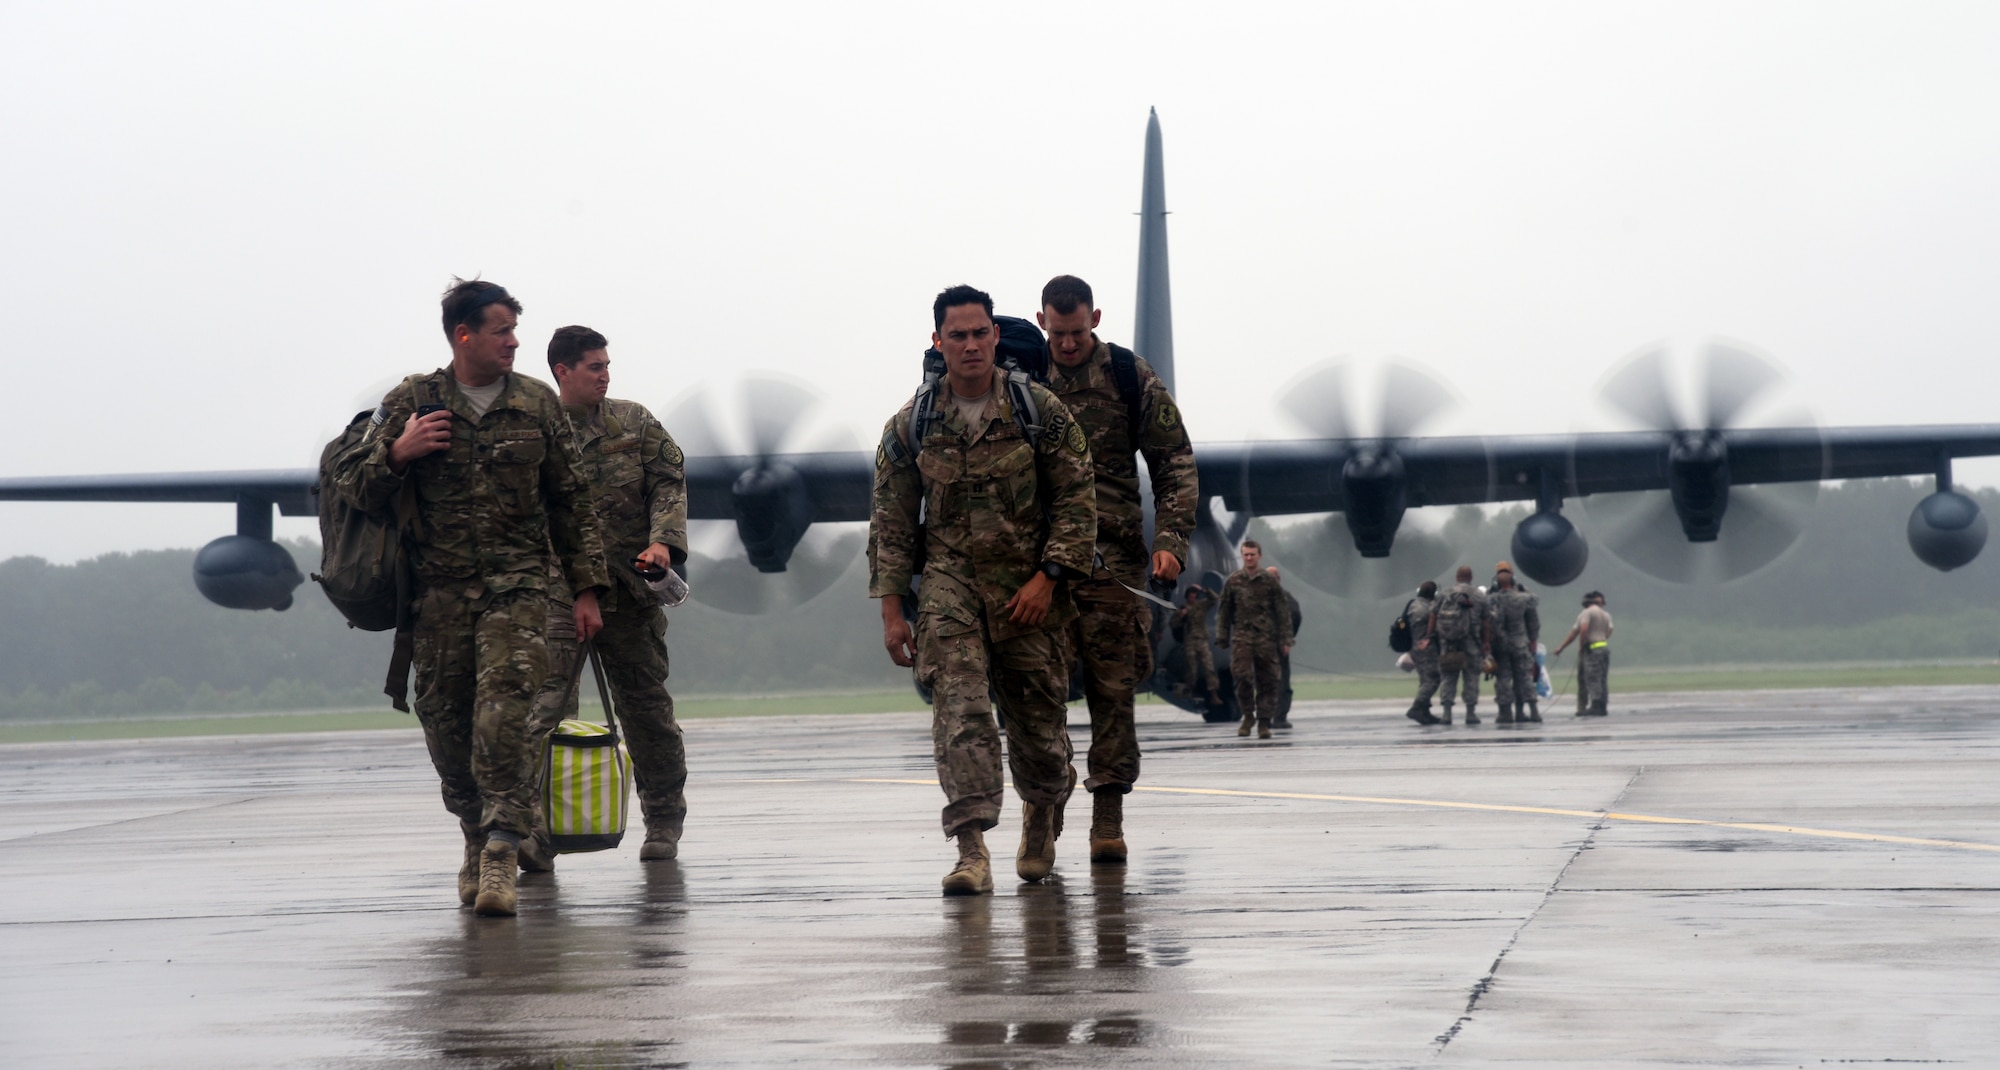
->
[543,718,632,853]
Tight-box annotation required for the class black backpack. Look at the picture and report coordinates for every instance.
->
[901,315,1051,456]
[312,379,428,710]
[1388,599,1415,653]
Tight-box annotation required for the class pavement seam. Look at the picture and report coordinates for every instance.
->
[1431,766,1645,1055]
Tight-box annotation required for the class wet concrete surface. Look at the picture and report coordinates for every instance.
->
[4,685,2000,1068]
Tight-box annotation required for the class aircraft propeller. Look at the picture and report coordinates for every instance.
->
[1245,360,1471,600]
[1580,340,1827,584]
[663,376,864,615]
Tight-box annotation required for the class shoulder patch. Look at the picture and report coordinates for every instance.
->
[660,437,684,466]
[1155,401,1181,432]
[1063,419,1089,457]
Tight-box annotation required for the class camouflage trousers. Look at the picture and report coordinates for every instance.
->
[410,583,548,839]
[1410,645,1443,707]
[532,596,686,843]
[1183,632,1218,695]
[1065,579,1148,795]
[1492,644,1537,710]
[1436,636,1483,707]
[1230,637,1283,721]
[1579,644,1611,712]
[920,612,1076,838]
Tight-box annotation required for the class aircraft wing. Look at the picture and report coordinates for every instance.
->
[0,470,320,516]
[1197,425,2000,515]
[684,451,874,523]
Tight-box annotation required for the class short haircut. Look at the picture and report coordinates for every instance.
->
[933,284,994,330]
[1240,539,1261,552]
[548,325,609,371]
[1583,590,1604,605]
[441,277,522,339]
[1040,275,1094,315]
[1418,580,1438,597]
[1456,566,1474,581]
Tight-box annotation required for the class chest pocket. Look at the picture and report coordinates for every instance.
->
[490,432,546,517]
[915,444,962,523]
[599,436,643,488]
[981,440,1039,519]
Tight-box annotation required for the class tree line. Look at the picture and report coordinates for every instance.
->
[0,478,1993,719]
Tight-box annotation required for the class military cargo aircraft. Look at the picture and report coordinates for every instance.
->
[2,111,1995,722]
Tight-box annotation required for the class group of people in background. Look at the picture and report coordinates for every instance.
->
[1399,564,1614,726]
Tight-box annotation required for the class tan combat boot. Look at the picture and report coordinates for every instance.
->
[942,828,993,896]
[473,839,519,917]
[1237,714,1254,737]
[1017,800,1059,882]
[1089,791,1127,865]
[458,837,483,906]
[1256,717,1273,740]
[518,826,556,873]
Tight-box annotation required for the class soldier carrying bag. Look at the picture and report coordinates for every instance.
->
[541,640,634,853]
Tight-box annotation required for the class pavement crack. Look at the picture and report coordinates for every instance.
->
[1432,766,1644,1055]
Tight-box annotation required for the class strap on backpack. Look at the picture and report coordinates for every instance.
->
[1107,343,1144,442]
[382,378,439,712]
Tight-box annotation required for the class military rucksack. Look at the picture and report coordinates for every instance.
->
[312,379,430,709]
[1435,588,1477,642]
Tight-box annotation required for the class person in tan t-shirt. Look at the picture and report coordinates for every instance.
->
[1552,591,1614,716]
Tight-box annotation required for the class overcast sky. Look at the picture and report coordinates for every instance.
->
[2,1,1996,563]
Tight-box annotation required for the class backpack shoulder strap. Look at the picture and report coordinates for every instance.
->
[1004,368,1042,445]
[1107,343,1143,440]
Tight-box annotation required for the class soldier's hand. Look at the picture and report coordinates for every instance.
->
[636,543,674,572]
[1416,638,1430,651]
[389,410,452,471]
[573,589,604,643]
[881,596,915,667]
[1006,572,1056,627]
[1151,550,1182,583]
[1282,645,1291,657]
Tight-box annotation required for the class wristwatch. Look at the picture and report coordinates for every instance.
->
[1041,562,1065,581]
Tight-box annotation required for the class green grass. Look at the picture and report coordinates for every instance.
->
[4,663,1996,744]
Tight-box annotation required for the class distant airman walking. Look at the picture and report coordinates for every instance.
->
[1552,590,1614,716]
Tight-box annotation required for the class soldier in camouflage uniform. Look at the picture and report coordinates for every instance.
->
[1036,275,1198,866]
[1404,580,1443,725]
[1174,585,1220,706]
[870,285,1097,896]
[334,280,608,918]
[1425,565,1491,725]
[1217,540,1292,739]
[1486,563,1541,724]
[525,326,691,868]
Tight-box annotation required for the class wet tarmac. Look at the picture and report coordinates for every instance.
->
[5,685,2000,1068]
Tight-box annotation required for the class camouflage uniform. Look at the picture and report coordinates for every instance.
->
[1406,593,1442,711]
[1048,339,1197,794]
[532,398,690,851]
[1217,567,1293,727]
[869,369,1097,837]
[1430,582,1490,717]
[1175,588,1219,698]
[335,369,608,843]
[1488,584,1541,718]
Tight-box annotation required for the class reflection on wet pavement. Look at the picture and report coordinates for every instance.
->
[6,685,2000,1067]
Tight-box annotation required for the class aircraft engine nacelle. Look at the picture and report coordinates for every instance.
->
[1907,490,1987,572]
[1668,431,1730,541]
[1340,449,1407,558]
[1510,511,1590,587]
[732,462,814,573]
[193,535,304,611]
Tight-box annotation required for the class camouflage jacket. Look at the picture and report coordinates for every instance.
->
[1217,567,1293,647]
[547,397,688,613]
[1488,586,1540,654]
[335,369,608,599]
[1175,587,1216,641]
[1404,594,1437,639]
[869,369,1097,643]
[1047,338,1198,582]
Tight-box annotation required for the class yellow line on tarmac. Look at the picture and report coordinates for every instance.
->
[843,778,2000,854]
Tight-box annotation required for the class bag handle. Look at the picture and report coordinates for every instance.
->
[587,642,619,734]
